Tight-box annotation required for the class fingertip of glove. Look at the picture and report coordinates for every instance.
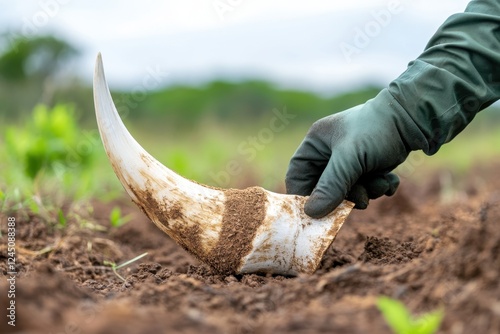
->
[304,193,342,219]
[346,184,369,209]
[385,173,400,196]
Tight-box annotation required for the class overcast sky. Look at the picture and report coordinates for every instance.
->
[0,0,471,94]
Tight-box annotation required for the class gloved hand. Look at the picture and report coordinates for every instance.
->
[287,0,500,218]
[286,89,424,218]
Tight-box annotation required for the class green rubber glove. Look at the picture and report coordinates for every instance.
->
[287,0,500,218]
[286,89,423,216]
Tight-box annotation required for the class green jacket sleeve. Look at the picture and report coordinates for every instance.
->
[388,0,500,155]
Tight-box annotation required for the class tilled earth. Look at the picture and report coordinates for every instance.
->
[1,163,500,334]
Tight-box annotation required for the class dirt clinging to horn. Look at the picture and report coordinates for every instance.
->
[207,186,267,274]
[126,180,267,275]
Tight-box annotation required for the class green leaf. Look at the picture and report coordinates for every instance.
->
[33,104,48,130]
[377,296,412,334]
[377,296,444,334]
[413,309,444,334]
[57,209,67,227]
[109,206,131,228]
[28,200,40,214]
[109,207,120,226]
[103,260,116,268]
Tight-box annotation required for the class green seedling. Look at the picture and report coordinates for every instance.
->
[57,209,67,227]
[109,206,132,228]
[104,252,148,282]
[377,296,444,334]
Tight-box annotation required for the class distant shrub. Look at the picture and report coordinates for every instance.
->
[5,104,95,179]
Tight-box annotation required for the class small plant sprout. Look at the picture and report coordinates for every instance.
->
[104,252,148,282]
[377,296,444,334]
[109,206,132,228]
[57,209,67,227]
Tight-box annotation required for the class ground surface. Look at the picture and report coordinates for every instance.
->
[1,162,500,334]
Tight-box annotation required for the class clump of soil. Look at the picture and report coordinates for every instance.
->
[359,236,420,265]
[1,162,500,333]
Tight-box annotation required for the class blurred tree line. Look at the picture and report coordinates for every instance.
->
[1,32,499,132]
[0,32,384,130]
[0,33,78,115]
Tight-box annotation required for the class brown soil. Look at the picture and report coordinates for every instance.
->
[1,162,500,334]
[209,187,267,274]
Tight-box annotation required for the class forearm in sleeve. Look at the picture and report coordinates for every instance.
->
[388,0,500,154]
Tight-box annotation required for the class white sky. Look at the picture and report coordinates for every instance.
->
[0,0,471,94]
